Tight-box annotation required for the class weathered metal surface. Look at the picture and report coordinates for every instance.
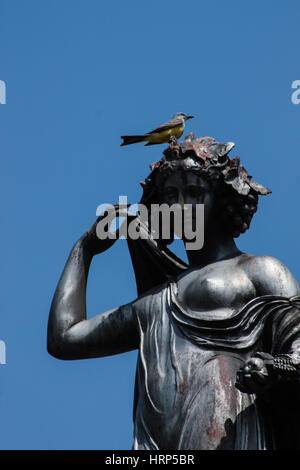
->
[48,132,300,450]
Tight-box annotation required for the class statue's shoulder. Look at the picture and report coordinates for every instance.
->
[240,254,300,297]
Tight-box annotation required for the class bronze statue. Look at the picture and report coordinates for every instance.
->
[48,133,300,450]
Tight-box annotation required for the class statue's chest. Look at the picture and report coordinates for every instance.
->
[176,263,256,314]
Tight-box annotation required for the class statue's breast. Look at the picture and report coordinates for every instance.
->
[176,258,256,318]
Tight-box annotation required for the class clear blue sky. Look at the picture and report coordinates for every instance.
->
[1,0,300,450]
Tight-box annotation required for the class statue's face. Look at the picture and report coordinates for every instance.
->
[161,171,220,240]
[162,171,212,206]
[162,171,216,212]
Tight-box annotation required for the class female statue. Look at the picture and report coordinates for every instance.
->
[48,133,300,449]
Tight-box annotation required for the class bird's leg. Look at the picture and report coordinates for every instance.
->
[168,136,178,146]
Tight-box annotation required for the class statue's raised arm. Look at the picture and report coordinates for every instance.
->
[47,205,140,360]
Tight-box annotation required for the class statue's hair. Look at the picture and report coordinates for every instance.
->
[139,134,271,239]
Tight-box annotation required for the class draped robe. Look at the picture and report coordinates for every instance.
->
[126,229,300,450]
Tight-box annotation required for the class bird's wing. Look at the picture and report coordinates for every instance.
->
[147,118,183,134]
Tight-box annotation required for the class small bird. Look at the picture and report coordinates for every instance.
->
[120,112,194,146]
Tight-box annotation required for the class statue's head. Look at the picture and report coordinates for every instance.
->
[139,133,271,240]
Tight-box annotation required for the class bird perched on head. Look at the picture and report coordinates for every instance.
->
[120,112,194,146]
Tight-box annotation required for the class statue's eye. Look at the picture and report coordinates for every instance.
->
[164,187,178,199]
[187,186,203,198]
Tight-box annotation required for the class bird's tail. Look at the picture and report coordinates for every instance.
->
[120,134,147,146]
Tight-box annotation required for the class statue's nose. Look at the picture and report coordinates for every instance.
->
[178,193,185,209]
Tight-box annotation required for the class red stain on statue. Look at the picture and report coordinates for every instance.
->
[219,356,233,388]
[207,356,236,446]
[208,416,222,443]
[183,375,189,389]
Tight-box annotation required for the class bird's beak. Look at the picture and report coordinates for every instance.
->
[186,115,195,120]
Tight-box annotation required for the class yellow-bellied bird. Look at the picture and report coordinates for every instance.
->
[120,112,194,146]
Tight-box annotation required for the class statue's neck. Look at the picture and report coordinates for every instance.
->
[185,231,241,268]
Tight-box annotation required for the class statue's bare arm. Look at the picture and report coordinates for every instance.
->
[236,255,300,393]
[47,208,140,360]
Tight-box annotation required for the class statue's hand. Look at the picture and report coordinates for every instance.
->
[80,203,133,256]
[235,352,278,394]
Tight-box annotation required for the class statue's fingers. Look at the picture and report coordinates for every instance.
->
[239,374,260,394]
[236,366,262,393]
[248,370,268,384]
[235,380,249,393]
[96,203,131,223]
[235,370,250,393]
